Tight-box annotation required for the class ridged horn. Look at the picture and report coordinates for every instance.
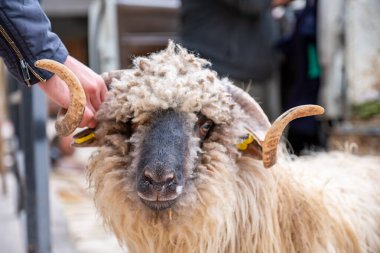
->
[35,59,86,136]
[225,82,270,142]
[262,105,325,168]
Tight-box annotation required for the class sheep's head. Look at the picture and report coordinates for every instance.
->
[75,42,240,212]
[72,42,323,222]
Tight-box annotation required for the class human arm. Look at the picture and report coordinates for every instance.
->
[0,0,66,86]
[0,0,107,128]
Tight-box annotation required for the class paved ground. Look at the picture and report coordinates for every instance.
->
[0,172,80,253]
[0,174,24,253]
[50,155,125,253]
[0,148,125,253]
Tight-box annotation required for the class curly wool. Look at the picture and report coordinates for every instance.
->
[87,42,380,253]
[96,42,233,125]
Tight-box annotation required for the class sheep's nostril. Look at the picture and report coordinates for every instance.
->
[143,171,154,185]
[143,170,155,184]
[143,169,175,185]
[164,172,175,181]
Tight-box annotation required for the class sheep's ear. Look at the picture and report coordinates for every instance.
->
[261,105,324,168]
[226,82,271,140]
[226,84,324,167]
[72,128,102,147]
[237,132,263,160]
[226,82,268,160]
[237,105,324,168]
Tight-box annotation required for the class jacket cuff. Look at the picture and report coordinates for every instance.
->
[32,42,69,85]
[0,1,69,86]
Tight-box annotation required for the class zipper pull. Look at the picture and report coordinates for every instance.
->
[20,59,31,86]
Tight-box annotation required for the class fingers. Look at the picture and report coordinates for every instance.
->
[90,91,102,111]
[40,56,108,130]
[80,69,107,111]
[79,107,97,128]
[64,55,107,126]
[83,78,106,128]
[87,79,106,111]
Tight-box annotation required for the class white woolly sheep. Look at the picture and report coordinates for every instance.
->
[37,42,380,253]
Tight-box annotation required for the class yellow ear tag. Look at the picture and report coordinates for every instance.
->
[236,133,254,151]
[74,132,96,144]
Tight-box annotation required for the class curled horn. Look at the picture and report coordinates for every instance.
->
[262,105,325,168]
[35,59,86,136]
[225,82,270,141]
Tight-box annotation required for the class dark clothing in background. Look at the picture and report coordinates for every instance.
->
[278,0,323,154]
[0,0,68,86]
[180,0,277,82]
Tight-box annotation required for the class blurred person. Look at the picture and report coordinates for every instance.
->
[277,0,323,154]
[0,0,107,129]
[180,0,323,154]
[180,0,281,118]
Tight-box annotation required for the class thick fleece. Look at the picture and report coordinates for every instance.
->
[87,42,380,253]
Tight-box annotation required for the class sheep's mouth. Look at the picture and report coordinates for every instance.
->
[138,191,181,211]
[141,198,177,211]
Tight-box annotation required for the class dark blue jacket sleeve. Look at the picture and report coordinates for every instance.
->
[0,0,68,86]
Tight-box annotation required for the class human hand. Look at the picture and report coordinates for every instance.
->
[38,55,107,128]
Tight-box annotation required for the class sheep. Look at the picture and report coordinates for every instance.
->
[36,42,380,253]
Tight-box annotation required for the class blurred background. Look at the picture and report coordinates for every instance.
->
[0,0,379,252]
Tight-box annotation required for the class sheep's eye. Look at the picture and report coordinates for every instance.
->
[199,118,214,140]
[200,120,212,132]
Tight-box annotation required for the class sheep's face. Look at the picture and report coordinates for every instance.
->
[122,108,217,211]
[83,44,245,216]
[104,114,239,213]
[86,103,239,214]
[99,104,234,211]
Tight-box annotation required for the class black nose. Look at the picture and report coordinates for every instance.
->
[143,168,176,185]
